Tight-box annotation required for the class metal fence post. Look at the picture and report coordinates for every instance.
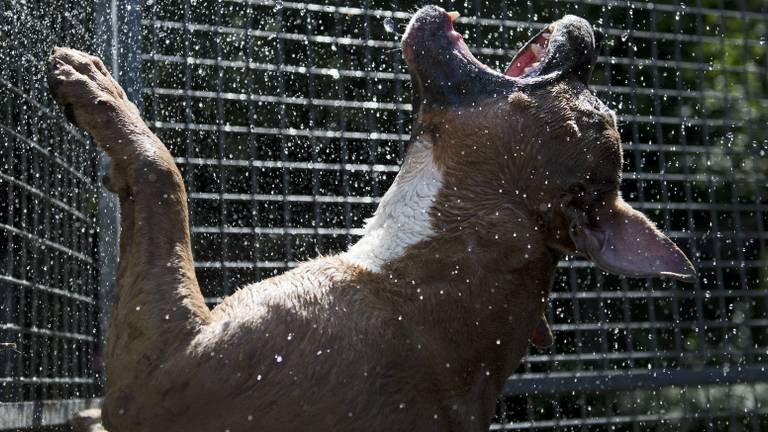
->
[93,0,143,391]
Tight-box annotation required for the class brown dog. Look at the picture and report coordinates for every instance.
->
[48,6,694,432]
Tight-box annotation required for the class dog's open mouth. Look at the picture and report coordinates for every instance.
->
[504,24,555,78]
[442,12,500,75]
[402,7,597,87]
[447,12,557,79]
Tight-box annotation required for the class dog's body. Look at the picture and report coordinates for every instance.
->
[49,6,694,432]
[95,131,553,430]
[107,254,547,431]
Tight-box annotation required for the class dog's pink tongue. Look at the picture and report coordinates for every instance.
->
[530,316,553,348]
[505,49,537,77]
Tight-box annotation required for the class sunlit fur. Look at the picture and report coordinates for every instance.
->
[345,136,443,272]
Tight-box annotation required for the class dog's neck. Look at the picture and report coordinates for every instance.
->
[344,138,555,405]
[373,231,555,415]
[344,136,443,272]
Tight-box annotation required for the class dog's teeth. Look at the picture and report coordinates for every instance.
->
[522,62,541,75]
[448,11,460,22]
[542,32,552,39]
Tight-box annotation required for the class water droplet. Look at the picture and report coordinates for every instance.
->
[383,17,396,33]
[621,31,629,42]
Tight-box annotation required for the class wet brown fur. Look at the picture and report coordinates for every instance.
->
[49,44,624,432]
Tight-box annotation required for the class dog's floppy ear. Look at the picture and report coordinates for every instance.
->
[569,196,696,282]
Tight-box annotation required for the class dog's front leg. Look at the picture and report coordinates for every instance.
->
[46,47,211,355]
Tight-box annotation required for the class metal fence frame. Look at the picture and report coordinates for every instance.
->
[2,0,768,429]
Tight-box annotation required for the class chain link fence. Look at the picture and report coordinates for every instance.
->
[2,0,767,429]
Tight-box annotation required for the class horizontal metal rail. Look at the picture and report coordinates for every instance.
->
[492,407,768,431]
[502,366,768,396]
[0,398,102,430]
[0,274,96,304]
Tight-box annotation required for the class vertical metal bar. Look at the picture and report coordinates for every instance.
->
[734,3,763,429]
[391,13,406,163]
[245,2,262,283]
[715,0,745,374]
[362,0,379,200]
[623,5,644,383]
[665,3,691,369]
[303,4,321,253]
[214,1,230,294]
[16,42,33,401]
[274,3,293,268]
[38,106,53,400]
[93,0,120,393]
[93,0,142,390]
[594,3,622,425]
[691,8,720,422]
[183,0,196,246]
[0,1,19,403]
[334,0,353,247]
[643,4,664,375]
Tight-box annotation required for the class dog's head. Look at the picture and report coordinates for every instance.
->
[400,6,695,281]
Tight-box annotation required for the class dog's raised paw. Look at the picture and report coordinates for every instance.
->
[46,47,130,133]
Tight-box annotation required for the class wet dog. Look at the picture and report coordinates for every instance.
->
[49,5,694,432]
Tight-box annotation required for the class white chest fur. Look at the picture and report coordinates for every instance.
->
[344,137,443,272]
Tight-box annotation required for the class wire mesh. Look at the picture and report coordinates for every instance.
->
[0,0,102,417]
[2,0,768,430]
